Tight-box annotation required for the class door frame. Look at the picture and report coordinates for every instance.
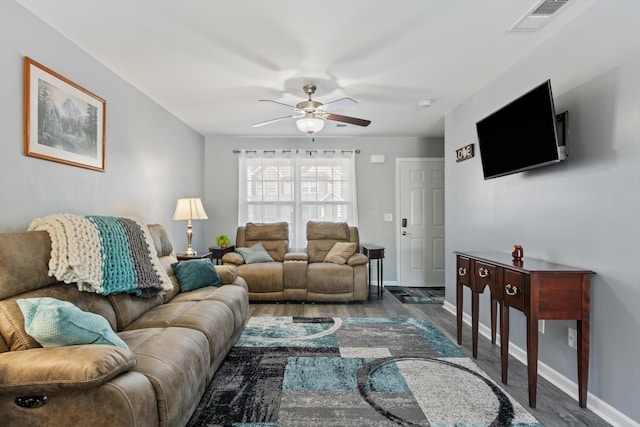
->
[395,157,445,287]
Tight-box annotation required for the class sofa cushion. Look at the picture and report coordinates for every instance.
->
[172,284,250,335]
[324,242,357,264]
[0,230,58,300]
[307,221,350,241]
[306,221,352,263]
[245,222,288,241]
[17,297,128,349]
[124,299,235,360]
[307,263,354,294]
[119,327,211,427]
[0,344,135,394]
[238,262,284,293]
[241,222,289,261]
[236,242,275,264]
[108,292,164,331]
[172,259,222,292]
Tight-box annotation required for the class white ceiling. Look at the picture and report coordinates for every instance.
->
[16,0,639,138]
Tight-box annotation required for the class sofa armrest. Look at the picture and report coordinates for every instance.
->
[0,345,135,395]
[214,265,239,284]
[222,252,245,266]
[347,253,369,267]
[284,252,308,262]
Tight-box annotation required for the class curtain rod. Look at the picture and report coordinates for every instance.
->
[232,149,360,154]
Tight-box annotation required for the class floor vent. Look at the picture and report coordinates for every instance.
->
[510,0,569,32]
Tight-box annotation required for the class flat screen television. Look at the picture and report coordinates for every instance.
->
[476,80,567,180]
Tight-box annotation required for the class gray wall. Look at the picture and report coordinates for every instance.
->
[0,1,206,251]
[204,136,443,280]
[444,12,640,424]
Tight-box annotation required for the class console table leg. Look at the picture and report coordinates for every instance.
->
[577,273,591,408]
[471,291,479,358]
[501,303,509,384]
[577,318,590,408]
[527,314,540,408]
[456,283,463,345]
[490,296,498,345]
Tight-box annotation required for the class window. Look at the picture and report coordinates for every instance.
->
[238,149,358,249]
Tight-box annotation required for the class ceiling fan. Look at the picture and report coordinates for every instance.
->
[251,84,371,135]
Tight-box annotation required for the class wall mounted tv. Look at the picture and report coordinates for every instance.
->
[476,80,567,180]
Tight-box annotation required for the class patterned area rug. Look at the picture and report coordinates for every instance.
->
[188,317,542,427]
[385,286,446,304]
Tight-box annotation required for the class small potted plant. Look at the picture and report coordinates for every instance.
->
[216,233,231,249]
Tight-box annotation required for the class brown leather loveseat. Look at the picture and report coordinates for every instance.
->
[223,221,368,302]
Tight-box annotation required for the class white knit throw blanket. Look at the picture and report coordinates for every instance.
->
[29,213,172,297]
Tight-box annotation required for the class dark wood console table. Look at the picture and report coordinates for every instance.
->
[455,251,595,408]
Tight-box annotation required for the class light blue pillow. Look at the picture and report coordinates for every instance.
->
[235,242,274,264]
[16,297,128,349]
[171,258,222,292]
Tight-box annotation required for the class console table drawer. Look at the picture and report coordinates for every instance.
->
[503,269,524,311]
[456,256,472,286]
[474,261,498,293]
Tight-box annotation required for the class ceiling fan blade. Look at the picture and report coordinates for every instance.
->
[251,115,298,127]
[320,97,358,111]
[258,99,299,112]
[324,113,371,127]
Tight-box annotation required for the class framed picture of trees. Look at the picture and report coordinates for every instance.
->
[24,57,106,172]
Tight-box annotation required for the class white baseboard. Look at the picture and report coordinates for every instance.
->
[442,301,639,427]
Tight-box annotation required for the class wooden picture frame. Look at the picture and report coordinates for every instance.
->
[24,57,106,172]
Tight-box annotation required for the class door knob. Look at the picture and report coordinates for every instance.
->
[402,231,411,236]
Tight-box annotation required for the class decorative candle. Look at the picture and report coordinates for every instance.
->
[512,245,524,261]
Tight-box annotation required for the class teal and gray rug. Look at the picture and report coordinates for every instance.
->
[188,317,542,426]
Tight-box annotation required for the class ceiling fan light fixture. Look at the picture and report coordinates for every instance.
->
[296,115,324,134]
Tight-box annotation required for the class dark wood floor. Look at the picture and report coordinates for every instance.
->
[248,289,609,427]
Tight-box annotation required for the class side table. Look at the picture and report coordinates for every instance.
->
[207,245,235,265]
[361,244,385,299]
[177,252,212,262]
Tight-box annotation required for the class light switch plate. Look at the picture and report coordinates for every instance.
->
[384,213,393,221]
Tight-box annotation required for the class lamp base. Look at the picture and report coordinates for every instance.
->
[181,248,197,257]
[181,220,197,257]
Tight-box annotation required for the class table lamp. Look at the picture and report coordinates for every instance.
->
[172,197,208,256]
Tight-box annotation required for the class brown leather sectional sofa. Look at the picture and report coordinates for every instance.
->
[0,224,249,427]
[223,221,369,302]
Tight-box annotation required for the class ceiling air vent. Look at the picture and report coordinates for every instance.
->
[510,0,569,32]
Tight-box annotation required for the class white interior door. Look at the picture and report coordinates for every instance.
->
[397,158,445,287]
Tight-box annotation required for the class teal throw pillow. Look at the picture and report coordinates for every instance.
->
[235,242,274,264]
[16,297,128,349]
[171,258,222,292]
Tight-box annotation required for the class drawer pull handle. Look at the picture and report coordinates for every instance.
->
[458,267,467,276]
[505,284,519,296]
[478,267,489,278]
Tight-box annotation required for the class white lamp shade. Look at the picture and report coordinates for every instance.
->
[172,198,208,221]
[296,116,325,134]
